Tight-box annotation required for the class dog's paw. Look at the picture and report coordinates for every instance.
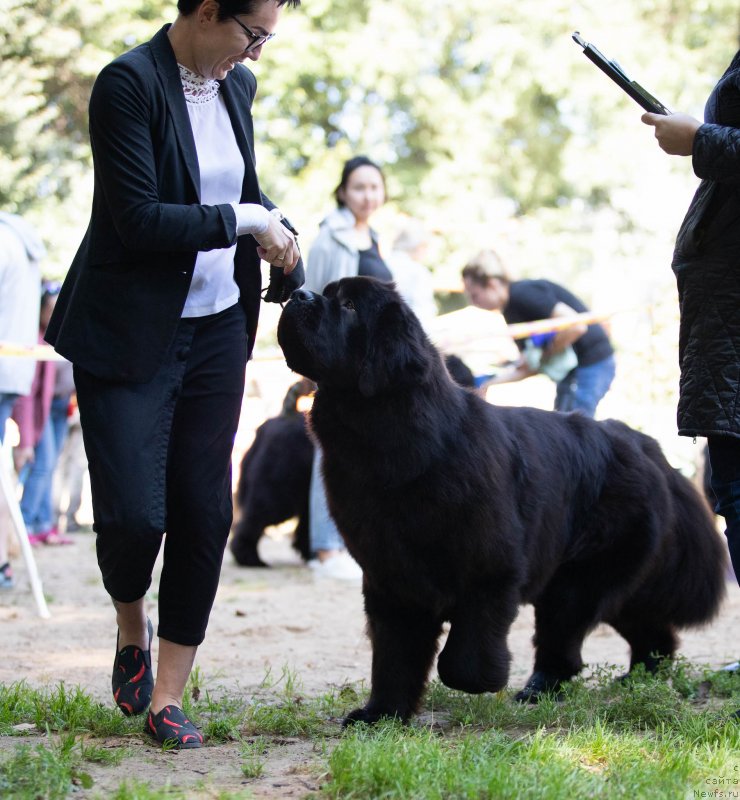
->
[342,706,401,727]
[229,543,269,568]
[514,671,566,704]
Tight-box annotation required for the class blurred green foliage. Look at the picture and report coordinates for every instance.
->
[1,0,737,248]
[2,0,738,448]
[2,0,738,270]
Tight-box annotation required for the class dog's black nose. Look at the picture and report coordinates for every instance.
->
[290,288,314,303]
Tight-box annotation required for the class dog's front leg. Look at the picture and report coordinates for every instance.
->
[437,582,519,694]
[343,589,443,726]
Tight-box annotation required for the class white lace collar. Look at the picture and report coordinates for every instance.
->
[178,64,220,104]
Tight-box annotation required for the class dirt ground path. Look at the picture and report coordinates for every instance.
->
[0,529,738,797]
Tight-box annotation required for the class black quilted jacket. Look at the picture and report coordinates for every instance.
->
[671,48,740,439]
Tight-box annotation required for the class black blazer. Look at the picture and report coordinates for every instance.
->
[46,25,273,382]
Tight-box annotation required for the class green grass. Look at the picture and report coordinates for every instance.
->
[0,731,124,799]
[331,660,739,800]
[185,664,355,740]
[0,660,737,799]
[424,658,740,731]
[107,779,259,800]
[0,681,138,738]
[240,735,268,778]
[106,781,190,799]
[327,718,740,799]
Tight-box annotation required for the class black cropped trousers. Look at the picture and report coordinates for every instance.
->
[74,303,247,646]
[707,434,740,588]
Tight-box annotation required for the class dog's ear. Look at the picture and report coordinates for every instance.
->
[323,281,340,299]
[358,300,432,397]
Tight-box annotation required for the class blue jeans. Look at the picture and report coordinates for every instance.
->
[0,393,20,444]
[49,395,71,462]
[554,355,616,418]
[19,394,71,533]
[21,395,69,533]
[707,435,740,588]
[19,414,57,533]
[309,447,346,553]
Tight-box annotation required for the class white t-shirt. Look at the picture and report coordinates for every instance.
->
[0,221,42,395]
[182,93,244,317]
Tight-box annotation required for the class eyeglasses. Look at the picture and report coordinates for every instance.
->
[230,16,276,53]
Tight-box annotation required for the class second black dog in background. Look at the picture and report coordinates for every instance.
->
[230,377,315,567]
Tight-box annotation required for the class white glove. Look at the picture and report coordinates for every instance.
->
[231,202,271,236]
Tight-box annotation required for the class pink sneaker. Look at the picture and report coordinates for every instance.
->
[29,528,75,546]
[42,527,75,546]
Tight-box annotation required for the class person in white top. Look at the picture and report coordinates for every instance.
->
[45,0,302,749]
[0,214,44,425]
[385,222,438,329]
[0,212,45,590]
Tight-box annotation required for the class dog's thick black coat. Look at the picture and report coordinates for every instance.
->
[230,357,474,568]
[230,414,313,567]
[277,278,727,724]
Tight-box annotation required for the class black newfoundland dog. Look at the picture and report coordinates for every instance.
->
[277,277,727,725]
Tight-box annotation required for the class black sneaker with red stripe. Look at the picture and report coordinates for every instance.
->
[112,618,154,716]
[146,705,204,749]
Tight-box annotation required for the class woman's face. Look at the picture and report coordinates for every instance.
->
[338,165,386,225]
[193,0,282,79]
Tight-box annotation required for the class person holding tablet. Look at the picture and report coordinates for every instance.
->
[642,51,740,704]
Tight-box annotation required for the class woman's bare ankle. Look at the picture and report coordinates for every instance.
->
[150,692,184,715]
[113,599,148,649]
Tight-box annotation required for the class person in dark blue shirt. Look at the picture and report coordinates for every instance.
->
[462,249,615,418]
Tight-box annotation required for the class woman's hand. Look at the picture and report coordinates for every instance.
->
[253,212,300,272]
[641,112,702,156]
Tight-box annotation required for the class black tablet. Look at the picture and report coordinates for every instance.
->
[572,32,670,115]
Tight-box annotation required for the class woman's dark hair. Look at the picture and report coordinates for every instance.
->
[177,0,300,19]
[334,155,386,208]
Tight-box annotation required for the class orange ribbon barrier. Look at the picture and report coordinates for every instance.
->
[0,342,64,361]
[505,311,612,340]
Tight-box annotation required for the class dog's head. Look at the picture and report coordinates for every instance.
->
[277,277,434,397]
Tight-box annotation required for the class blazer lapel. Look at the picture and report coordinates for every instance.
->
[220,76,261,203]
[149,26,201,200]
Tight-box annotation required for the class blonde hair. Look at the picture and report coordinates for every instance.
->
[461,249,510,286]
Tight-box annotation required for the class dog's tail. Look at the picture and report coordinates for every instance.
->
[634,441,727,628]
[663,465,727,625]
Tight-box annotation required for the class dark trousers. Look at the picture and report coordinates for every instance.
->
[707,434,740,588]
[74,303,247,645]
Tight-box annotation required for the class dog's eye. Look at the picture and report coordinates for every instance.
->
[342,299,356,311]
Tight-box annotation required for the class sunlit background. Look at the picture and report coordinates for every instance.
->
[4,0,740,478]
